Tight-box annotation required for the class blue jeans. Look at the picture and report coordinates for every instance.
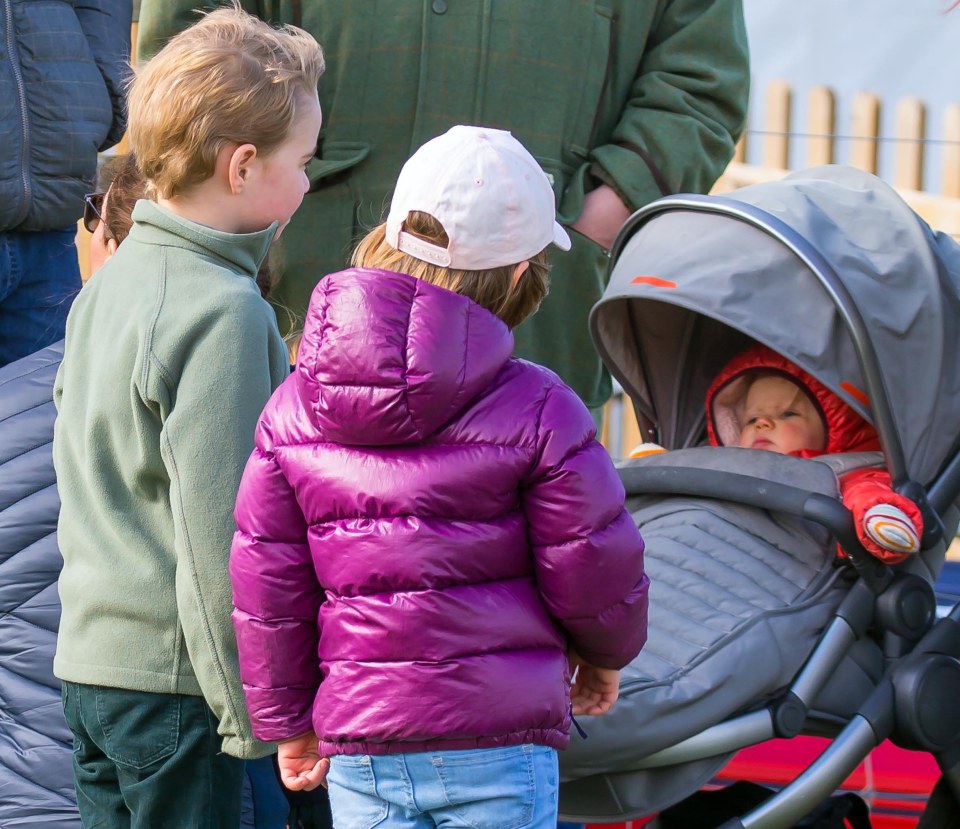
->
[0,228,81,367]
[61,682,245,829]
[327,744,558,829]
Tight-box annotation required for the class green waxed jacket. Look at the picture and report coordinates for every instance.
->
[138,1,749,408]
[53,200,289,760]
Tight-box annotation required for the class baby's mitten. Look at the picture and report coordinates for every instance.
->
[842,468,923,564]
[628,442,667,459]
[862,503,921,558]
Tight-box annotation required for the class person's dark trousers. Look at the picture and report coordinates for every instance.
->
[0,228,81,368]
[243,756,290,829]
[274,753,334,829]
[61,682,245,829]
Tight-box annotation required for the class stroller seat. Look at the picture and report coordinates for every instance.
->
[560,449,882,818]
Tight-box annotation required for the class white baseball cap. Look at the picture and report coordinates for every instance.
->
[385,125,571,271]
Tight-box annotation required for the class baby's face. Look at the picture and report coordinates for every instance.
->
[737,375,826,455]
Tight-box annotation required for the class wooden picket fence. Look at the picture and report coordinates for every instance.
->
[601,81,960,458]
[710,82,960,238]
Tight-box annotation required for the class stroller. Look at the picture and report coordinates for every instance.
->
[557,165,960,828]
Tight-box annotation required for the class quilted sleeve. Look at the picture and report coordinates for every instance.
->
[522,382,649,669]
[230,418,323,742]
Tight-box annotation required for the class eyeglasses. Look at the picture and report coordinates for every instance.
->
[83,192,106,234]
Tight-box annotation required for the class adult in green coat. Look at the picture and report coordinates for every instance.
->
[138,1,749,411]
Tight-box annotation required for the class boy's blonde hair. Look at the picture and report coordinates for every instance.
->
[352,212,551,330]
[128,4,324,199]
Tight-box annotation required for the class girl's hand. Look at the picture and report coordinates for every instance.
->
[569,650,621,716]
[277,732,329,791]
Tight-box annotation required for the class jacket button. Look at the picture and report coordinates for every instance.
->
[432,0,448,13]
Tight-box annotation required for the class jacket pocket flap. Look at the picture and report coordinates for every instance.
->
[307,141,371,188]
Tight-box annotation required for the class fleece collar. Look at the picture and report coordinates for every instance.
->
[127,199,277,279]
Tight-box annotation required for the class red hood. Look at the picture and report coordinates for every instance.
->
[705,344,880,458]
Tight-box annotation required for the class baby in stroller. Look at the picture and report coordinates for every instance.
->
[708,343,923,564]
[558,165,960,827]
[633,342,925,565]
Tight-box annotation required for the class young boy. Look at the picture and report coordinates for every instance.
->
[52,7,324,826]
[707,344,923,562]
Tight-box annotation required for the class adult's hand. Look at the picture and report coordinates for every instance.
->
[568,184,632,252]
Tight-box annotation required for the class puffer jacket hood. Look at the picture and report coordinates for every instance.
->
[294,268,514,445]
[706,344,880,457]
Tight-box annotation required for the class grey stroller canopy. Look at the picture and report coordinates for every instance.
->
[591,164,960,489]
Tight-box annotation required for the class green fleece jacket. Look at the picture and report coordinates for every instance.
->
[53,200,289,759]
[138,1,749,409]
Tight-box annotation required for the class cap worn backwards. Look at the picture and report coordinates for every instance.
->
[385,125,571,271]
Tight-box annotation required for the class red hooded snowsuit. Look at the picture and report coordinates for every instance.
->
[705,345,922,564]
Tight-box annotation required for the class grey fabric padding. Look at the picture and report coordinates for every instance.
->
[0,342,80,827]
[559,450,856,815]
[591,165,960,486]
[813,451,885,478]
[559,753,734,822]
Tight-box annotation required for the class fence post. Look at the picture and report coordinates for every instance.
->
[763,81,792,170]
[850,92,881,174]
[807,86,836,167]
[733,133,747,164]
[943,104,960,199]
[894,97,926,192]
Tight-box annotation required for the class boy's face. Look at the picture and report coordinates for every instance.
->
[737,375,826,455]
[243,91,322,236]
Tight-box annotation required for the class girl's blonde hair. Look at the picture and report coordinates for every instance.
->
[127,4,324,199]
[352,212,550,329]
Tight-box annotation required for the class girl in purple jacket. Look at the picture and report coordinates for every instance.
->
[230,125,650,829]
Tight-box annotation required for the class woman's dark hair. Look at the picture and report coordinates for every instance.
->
[96,154,146,245]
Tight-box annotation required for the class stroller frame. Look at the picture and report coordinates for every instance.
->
[562,187,960,827]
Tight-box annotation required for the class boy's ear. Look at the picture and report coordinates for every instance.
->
[226,143,258,194]
[511,260,530,288]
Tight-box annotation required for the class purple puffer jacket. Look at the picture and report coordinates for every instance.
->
[230,269,649,756]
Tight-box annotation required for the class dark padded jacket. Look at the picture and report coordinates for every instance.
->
[0,0,130,232]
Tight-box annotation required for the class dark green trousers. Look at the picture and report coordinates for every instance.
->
[62,682,245,829]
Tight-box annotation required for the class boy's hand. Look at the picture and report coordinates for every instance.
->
[569,651,620,716]
[277,732,329,791]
